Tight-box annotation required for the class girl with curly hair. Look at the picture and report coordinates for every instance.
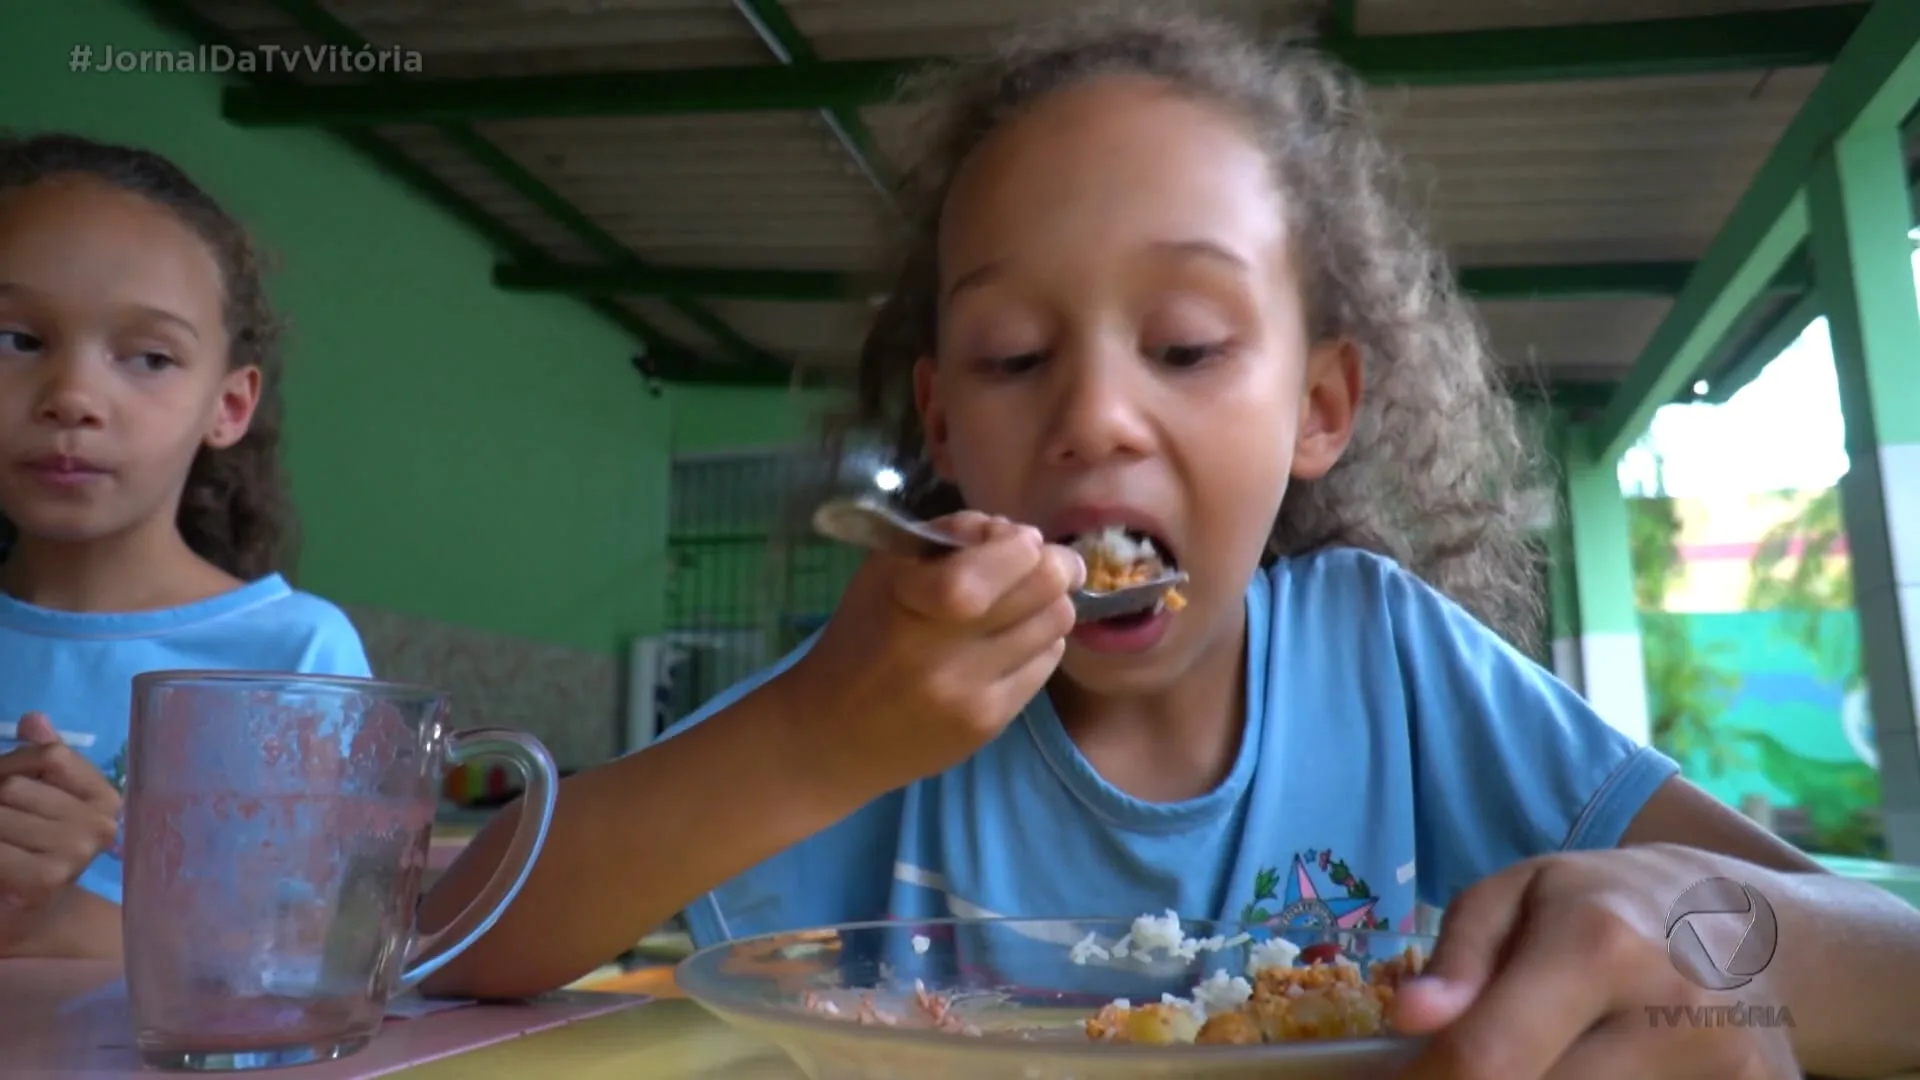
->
[0,132,368,960]
[426,10,1920,1076]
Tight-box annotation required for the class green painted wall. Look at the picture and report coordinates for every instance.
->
[1,0,671,653]
[667,385,848,455]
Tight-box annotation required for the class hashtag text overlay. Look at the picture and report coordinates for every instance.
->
[70,43,424,76]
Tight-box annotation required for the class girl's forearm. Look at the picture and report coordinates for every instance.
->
[415,673,869,1001]
[1751,865,1920,1078]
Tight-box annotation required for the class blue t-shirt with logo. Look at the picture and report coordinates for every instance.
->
[666,547,1679,951]
[0,573,372,903]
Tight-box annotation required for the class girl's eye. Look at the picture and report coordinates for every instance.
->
[0,330,44,356]
[1152,342,1227,368]
[129,351,178,372]
[981,351,1046,376]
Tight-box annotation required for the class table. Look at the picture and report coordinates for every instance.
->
[417,996,1920,1079]
[9,959,1920,1078]
[402,999,802,1079]
[0,959,646,1078]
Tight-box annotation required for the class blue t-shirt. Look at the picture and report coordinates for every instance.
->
[0,573,372,903]
[666,547,1680,953]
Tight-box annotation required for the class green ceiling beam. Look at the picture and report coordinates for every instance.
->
[1591,0,1920,465]
[1514,380,1618,414]
[254,0,775,369]
[224,57,914,126]
[493,258,1814,304]
[431,127,779,367]
[1460,261,1712,301]
[1336,5,1864,87]
[638,356,836,389]
[1326,0,1360,40]
[1684,151,1920,406]
[497,261,866,302]
[1699,288,1823,406]
[222,6,1868,127]
[128,0,701,366]
[633,350,1620,405]
[731,0,896,206]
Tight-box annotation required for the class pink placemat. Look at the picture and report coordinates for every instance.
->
[1,959,648,1078]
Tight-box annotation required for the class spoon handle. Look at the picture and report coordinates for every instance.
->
[811,497,965,558]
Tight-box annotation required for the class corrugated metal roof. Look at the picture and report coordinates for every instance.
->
[788,0,1317,61]
[699,297,873,365]
[1480,297,1676,385]
[168,0,1846,388]
[1358,0,1860,35]
[1376,69,1821,264]
[376,124,605,262]
[475,112,891,268]
[199,0,774,74]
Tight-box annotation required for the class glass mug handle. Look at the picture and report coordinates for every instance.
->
[395,728,560,992]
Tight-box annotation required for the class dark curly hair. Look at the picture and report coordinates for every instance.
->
[0,132,294,581]
[842,3,1546,644]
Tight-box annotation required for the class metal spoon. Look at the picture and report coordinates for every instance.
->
[811,497,1187,622]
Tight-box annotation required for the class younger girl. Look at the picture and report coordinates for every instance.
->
[423,9,1920,1077]
[0,133,369,960]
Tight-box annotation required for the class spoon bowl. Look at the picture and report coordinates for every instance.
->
[812,498,1187,622]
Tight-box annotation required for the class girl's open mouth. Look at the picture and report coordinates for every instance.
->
[1064,525,1185,626]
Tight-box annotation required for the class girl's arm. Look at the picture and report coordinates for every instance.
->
[0,885,121,961]
[415,671,872,1001]
[1621,777,1920,1078]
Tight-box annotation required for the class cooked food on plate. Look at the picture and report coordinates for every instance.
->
[797,911,1425,1047]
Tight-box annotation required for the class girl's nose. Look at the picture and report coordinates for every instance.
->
[32,354,106,429]
[1044,345,1155,466]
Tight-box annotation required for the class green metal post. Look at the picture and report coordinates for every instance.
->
[1544,458,1585,691]
[1806,120,1920,863]
[1700,289,1823,405]
[1556,421,1651,745]
[1592,0,1920,464]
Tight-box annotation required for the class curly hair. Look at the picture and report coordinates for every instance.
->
[843,3,1547,644]
[0,131,294,581]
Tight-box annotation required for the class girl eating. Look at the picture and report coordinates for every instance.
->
[423,9,1920,1077]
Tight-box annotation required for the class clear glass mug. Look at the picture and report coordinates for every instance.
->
[119,671,559,1071]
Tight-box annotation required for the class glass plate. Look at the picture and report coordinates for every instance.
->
[676,916,1433,1079]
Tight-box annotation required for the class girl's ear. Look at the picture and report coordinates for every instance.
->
[912,356,956,481]
[204,365,261,450]
[1292,338,1361,481]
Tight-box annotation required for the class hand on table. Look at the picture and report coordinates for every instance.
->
[1391,845,1798,1079]
[0,713,120,935]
